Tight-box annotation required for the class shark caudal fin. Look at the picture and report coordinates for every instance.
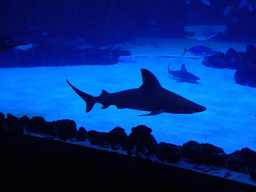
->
[66,80,95,112]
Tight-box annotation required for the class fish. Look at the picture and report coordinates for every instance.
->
[42,32,50,36]
[186,29,218,44]
[238,0,248,9]
[14,43,34,51]
[223,6,234,16]
[67,69,206,116]
[0,34,32,53]
[182,45,215,57]
[247,3,253,11]
[185,0,191,4]
[168,64,200,83]
[201,0,211,6]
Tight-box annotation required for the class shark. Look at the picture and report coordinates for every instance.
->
[67,69,206,116]
[168,64,200,83]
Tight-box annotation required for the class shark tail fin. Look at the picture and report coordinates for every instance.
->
[182,45,187,56]
[66,80,95,112]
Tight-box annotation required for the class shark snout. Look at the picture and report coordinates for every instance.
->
[193,105,206,113]
[179,103,206,114]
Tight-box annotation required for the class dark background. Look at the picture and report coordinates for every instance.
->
[0,0,255,46]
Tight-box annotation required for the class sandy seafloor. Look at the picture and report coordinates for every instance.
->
[1,37,256,155]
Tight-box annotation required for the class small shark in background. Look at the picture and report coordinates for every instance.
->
[168,64,200,83]
[0,34,33,53]
[67,69,206,116]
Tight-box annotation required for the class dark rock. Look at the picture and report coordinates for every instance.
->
[126,125,157,156]
[202,48,244,70]
[234,45,256,87]
[249,168,256,181]
[224,173,231,178]
[182,141,227,166]
[235,68,249,86]
[27,116,56,136]
[20,115,29,127]
[200,143,228,166]
[246,44,256,55]
[59,44,75,56]
[121,140,135,156]
[5,113,23,134]
[224,151,246,172]
[131,125,152,135]
[88,130,107,147]
[106,126,127,145]
[240,148,256,169]
[182,141,203,163]
[26,116,44,133]
[225,48,238,58]
[202,52,227,69]
[247,66,256,87]
[240,45,256,69]
[29,43,60,67]
[201,45,256,88]
[55,119,77,141]
[156,142,181,163]
[0,112,5,131]
[110,145,120,150]
[75,127,88,141]
[0,40,131,68]
[235,64,256,87]
[0,49,20,68]
[225,48,243,69]
[112,48,131,57]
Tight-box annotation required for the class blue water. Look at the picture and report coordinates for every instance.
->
[0,0,256,44]
[1,0,256,154]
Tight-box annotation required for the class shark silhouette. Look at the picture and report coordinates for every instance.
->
[168,64,200,83]
[67,69,206,116]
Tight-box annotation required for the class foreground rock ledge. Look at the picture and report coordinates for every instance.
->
[1,112,256,183]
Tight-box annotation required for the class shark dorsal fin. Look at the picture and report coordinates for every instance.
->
[181,64,187,72]
[100,90,109,96]
[139,69,162,90]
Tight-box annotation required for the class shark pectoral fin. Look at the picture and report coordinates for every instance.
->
[102,104,110,109]
[100,90,110,109]
[138,109,165,116]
